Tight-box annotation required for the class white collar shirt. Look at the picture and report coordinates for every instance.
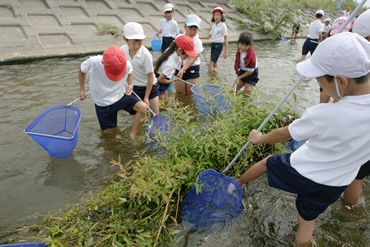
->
[161,18,180,38]
[210,22,228,43]
[307,19,324,39]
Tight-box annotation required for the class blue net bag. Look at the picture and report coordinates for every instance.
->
[145,112,183,151]
[24,105,81,159]
[191,85,226,115]
[180,169,243,232]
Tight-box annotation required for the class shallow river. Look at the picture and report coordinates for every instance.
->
[0,40,369,245]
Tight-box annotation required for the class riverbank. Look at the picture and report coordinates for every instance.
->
[0,0,341,65]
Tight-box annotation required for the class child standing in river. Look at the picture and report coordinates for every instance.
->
[120,22,160,115]
[237,33,370,246]
[200,7,228,72]
[291,9,302,41]
[155,3,180,53]
[234,31,259,96]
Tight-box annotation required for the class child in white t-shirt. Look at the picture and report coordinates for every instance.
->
[174,14,203,96]
[322,18,331,39]
[200,7,228,72]
[120,22,160,115]
[155,3,180,53]
[78,46,147,139]
[237,33,370,246]
[154,35,198,103]
[291,9,302,41]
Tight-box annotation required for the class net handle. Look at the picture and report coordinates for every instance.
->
[68,91,90,106]
[177,78,195,87]
[221,0,367,175]
[124,82,156,116]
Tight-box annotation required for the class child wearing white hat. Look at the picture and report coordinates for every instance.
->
[238,32,370,246]
[322,18,331,39]
[298,9,324,63]
[155,3,180,53]
[121,22,160,115]
[291,9,302,41]
[200,7,228,72]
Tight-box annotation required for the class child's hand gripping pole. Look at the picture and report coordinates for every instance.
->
[68,91,90,106]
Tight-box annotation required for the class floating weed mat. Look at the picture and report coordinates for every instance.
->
[18,84,293,246]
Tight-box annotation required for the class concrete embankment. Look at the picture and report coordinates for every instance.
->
[0,0,340,64]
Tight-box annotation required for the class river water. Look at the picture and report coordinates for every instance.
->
[0,40,368,245]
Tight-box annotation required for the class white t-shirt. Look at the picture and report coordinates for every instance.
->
[288,95,370,187]
[239,51,258,72]
[80,55,133,107]
[177,34,203,67]
[120,45,157,87]
[160,18,180,38]
[342,10,350,17]
[157,51,179,78]
[293,15,302,24]
[307,19,324,39]
[323,24,331,33]
[210,22,228,43]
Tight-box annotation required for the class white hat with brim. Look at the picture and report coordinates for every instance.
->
[316,9,325,16]
[296,33,370,78]
[123,22,146,40]
[353,9,370,38]
[163,3,174,13]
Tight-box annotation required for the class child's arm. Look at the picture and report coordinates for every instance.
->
[318,31,323,42]
[155,30,162,37]
[124,74,134,96]
[78,66,87,100]
[223,35,228,59]
[177,56,198,78]
[144,73,154,107]
[234,70,253,85]
[158,74,177,84]
[248,127,292,144]
[200,34,212,39]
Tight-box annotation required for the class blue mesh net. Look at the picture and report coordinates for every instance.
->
[145,112,183,151]
[288,139,307,152]
[191,85,226,115]
[180,169,243,232]
[24,105,81,159]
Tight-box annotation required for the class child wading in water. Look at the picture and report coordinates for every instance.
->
[78,46,147,139]
[154,35,198,103]
[291,9,302,41]
[237,33,370,246]
[155,3,180,53]
[120,22,160,115]
[322,18,332,39]
[174,14,203,96]
[234,32,259,96]
[200,7,228,72]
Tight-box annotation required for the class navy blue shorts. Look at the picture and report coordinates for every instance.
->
[302,38,319,56]
[238,68,259,86]
[155,73,171,95]
[133,83,160,100]
[210,42,223,63]
[94,95,140,130]
[292,24,300,33]
[162,36,174,53]
[175,65,200,80]
[356,160,370,180]
[266,153,347,221]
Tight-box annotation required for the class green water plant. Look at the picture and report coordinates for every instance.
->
[18,84,292,246]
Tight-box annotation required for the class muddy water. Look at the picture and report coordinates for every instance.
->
[1,40,368,245]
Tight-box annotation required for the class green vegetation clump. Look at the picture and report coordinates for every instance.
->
[97,23,123,37]
[18,85,296,246]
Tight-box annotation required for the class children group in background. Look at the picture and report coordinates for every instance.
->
[77,2,370,245]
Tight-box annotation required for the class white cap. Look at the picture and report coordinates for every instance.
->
[316,9,324,16]
[297,9,301,13]
[123,22,146,40]
[353,9,370,38]
[163,3,174,13]
[296,32,370,78]
[324,18,331,22]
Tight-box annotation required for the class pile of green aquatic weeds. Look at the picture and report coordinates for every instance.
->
[19,84,290,246]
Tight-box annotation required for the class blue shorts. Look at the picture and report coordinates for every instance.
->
[302,38,319,56]
[155,73,171,95]
[210,42,223,63]
[238,68,259,86]
[175,65,200,80]
[355,160,370,180]
[292,24,300,33]
[94,95,140,130]
[162,36,174,53]
[266,153,347,221]
[133,83,160,100]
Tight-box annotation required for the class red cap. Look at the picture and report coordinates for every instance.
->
[347,7,351,10]
[213,7,224,14]
[175,35,198,57]
[103,46,127,82]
